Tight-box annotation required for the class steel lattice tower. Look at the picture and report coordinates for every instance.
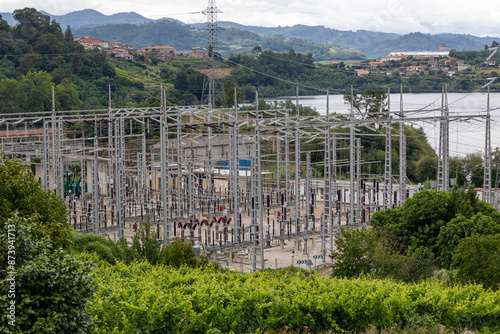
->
[202,0,222,108]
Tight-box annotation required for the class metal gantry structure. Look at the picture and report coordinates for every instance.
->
[0,86,494,271]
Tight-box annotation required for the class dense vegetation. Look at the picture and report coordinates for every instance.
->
[331,187,500,290]
[74,20,365,61]
[0,156,94,333]
[214,22,499,58]
[0,156,216,333]
[88,262,500,333]
[0,8,214,111]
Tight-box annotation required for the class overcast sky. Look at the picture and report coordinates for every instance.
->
[2,0,500,36]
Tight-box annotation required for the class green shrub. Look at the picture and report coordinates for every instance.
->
[83,241,117,265]
[331,227,436,282]
[130,220,161,265]
[330,227,376,278]
[88,262,500,333]
[159,237,210,268]
[69,231,126,264]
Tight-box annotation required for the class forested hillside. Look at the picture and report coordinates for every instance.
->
[0,8,214,111]
[200,22,499,58]
[74,20,365,61]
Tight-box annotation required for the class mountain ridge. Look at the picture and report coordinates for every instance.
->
[1,9,499,58]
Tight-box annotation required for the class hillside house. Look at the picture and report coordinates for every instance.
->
[356,69,370,76]
[369,61,384,69]
[76,36,136,59]
[190,46,209,59]
[406,65,424,74]
[142,46,177,60]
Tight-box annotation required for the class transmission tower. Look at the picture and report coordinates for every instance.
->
[202,0,222,108]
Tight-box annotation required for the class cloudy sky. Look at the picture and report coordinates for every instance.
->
[2,0,500,36]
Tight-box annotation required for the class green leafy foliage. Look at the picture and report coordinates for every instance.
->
[70,222,213,268]
[0,156,94,333]
[0,154,70,248]
[453,234,500,290]
[0,215,95,333]
[159,237,210,268]
[88,261,500,333]
[330,227,436,282]
[371,189,451,254]
[69,231,126,265]
[436,213,500,269]
[343,88,387,118]
[330,227,377,278]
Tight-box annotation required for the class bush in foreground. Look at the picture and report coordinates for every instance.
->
[88,261,500,333]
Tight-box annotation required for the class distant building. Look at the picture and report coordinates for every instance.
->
[142,45,177,60]
[387,51,449,59]
[381,55,408,62]
[457,63,473,72]
[0,127,54,160]
[406,65,424,74]
[190,45,209,59]
[355,69,370,76]
[368,61,384,68]
[75,36,135,60]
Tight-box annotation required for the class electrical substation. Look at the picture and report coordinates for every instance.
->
[0,0,497,272]
[1,83,496,272]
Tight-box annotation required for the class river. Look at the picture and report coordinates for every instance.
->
[265,92,500,157]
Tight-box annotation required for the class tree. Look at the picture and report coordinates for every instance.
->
[130,220,162,265]
[0,216,95,333]
[0,154,70,248]
[55,78,81,110]
[0,155,93,333]
[453,233,500,290]
[415,154,437,182]
[12,8,51,45]
[343,88,387,118]
[330,227,376,278]
[436,213,500,269]
[330,226,436,282]
[219,79,243,107]
[16,70,53,112]
[64,25,73,42]
[371,189,451,255]
[159,238,209,268]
